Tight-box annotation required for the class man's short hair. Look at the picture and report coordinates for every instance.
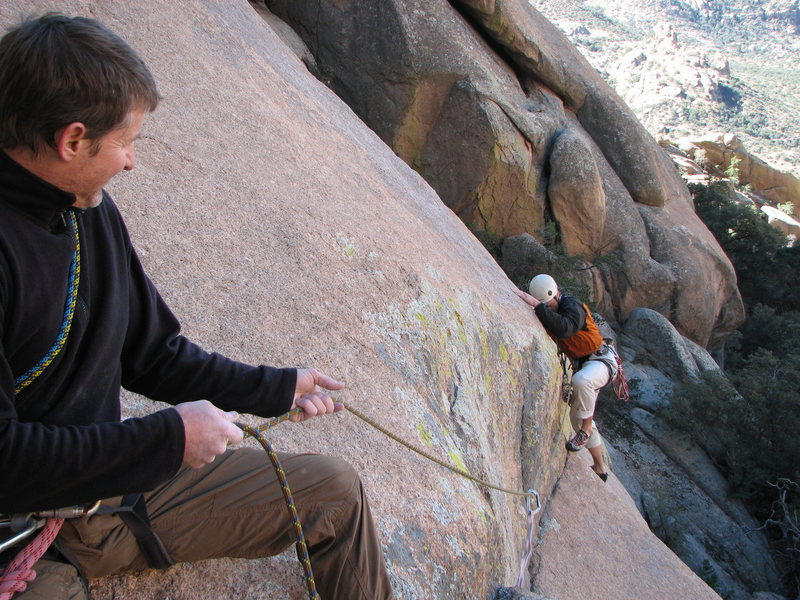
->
[0,13,160,153]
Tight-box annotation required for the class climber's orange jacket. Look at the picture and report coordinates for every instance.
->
[533,294,603,360]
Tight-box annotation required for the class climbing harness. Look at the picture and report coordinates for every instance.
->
[241,403,542,599]
[1,210,82,599]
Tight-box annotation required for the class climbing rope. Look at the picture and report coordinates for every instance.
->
[15,210,81,395]
[0,518,64,600]
[243,402,541,598]
[236,422,320,600]
[513,490,542,588]
[250,404,538,498]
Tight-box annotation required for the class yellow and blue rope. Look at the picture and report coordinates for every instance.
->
[15,210,81,395]
[237,421,320,600]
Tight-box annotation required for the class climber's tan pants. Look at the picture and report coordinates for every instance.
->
[569,359,611,450]
[12,449,392,600]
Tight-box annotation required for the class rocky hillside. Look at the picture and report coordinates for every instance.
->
[531,0,800,177]
[262,0,746,356]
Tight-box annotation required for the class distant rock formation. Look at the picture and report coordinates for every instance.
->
[661,133,800,242]
[262,0,745,351]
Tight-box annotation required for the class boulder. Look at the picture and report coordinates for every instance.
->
[621,308,708,380]
[494,587,553,600]
[263,0,745,350]
[607,310,785,599]
[547,129,606,257]
[531,453,722,600]
[762,204,800,242]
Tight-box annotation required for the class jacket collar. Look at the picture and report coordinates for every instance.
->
[0,150,77,230]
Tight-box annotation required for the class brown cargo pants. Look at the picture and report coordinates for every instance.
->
[11,449,392,599]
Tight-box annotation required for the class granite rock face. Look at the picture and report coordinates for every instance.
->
[263,0,745,350]
[531,453,722,600]
[0,1,758,598]
[1,1,560,598]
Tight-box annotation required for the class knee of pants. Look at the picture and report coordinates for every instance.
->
[307,455,362,504]
[571,369,593,392]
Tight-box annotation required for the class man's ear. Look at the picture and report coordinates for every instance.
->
[54,122,88,161]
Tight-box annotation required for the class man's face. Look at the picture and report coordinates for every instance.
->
[544,296,559,310]
[68,109,144,209]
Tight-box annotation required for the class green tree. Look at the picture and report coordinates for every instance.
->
[690,181,793,311]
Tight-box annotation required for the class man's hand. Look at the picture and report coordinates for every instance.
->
[291,368,345,422]
[174,400,244,468]
[513,287,540,308]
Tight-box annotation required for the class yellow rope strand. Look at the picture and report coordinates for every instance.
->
[252,404,535,498]
[237,422,320,600]
[342,403,535,498]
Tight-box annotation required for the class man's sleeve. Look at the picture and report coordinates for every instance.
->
[0,307,185,513]
[534,297,586,339]
[120,248,296,418]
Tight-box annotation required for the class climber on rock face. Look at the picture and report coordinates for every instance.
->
[514,274,618,482]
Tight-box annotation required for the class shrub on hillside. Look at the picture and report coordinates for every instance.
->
[677,180,800,593]
[689,180,798,311]
[663,351,800,504]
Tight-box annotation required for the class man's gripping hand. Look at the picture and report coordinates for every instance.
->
[174,400,244,468]
[291,368,345,422]
[513,287,540,308]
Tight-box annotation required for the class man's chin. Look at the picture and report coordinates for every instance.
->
[72,192,104,210]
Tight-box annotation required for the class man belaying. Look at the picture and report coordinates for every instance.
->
[514,274,618,481]
[0,13,391,599]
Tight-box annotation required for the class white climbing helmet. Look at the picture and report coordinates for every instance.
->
[529,274,558,303]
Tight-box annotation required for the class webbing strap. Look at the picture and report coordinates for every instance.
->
[96,494,174,570]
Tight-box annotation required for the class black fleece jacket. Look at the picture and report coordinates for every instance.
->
[533,294,587,339]
[0,151,296,513]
